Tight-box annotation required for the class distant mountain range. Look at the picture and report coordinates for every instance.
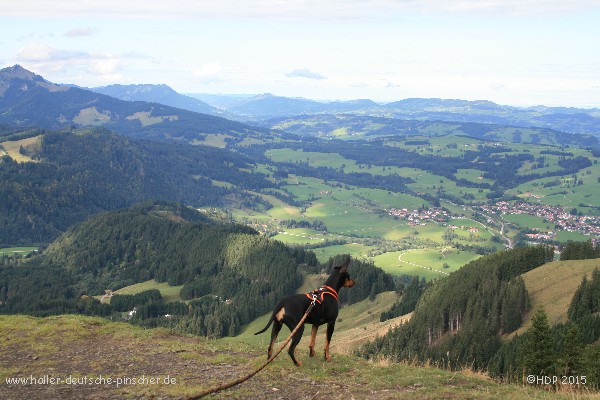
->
[0,65,276,144]
[2,64,600,139]
[187,93,600,137]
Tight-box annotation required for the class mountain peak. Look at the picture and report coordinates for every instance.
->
[0,65,47,82]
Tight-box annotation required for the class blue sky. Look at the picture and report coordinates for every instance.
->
[1,0,600,107]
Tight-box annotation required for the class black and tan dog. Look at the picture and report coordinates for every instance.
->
[255,259,355,366]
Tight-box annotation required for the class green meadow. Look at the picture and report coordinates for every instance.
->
[503,214,553,231]
[374,248,481,280]
[0,247,38,256]
[242,140,600,281]
[108,280,183,303]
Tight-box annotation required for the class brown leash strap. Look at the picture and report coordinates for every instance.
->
[186,301,316,399]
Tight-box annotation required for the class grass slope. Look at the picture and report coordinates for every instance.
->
[519,258,600,331]
[1,314,589,400]
[100,280,183,303]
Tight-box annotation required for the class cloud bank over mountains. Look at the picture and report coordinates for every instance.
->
[3,0,599,19]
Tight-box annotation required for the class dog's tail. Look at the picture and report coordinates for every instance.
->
[254,313,275,335]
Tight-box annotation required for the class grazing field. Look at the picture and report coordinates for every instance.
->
[454,168,493,185]
[195,133,230,148]
[272,228,328,245]
[0,135,41,163]
[244,140,600,281]
[374,249,481,280]
[555,230,591,243]
[236,172,503,280]
[503,214,552,231]
[519,259,600,330]
[311,243,374,263]
[106,280,183,303]
[0,247,38,256]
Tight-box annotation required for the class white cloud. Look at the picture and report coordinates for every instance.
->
[17,43,87,62]
[16,42,123,83]
[193,63,223,83]
[285,68,326,80]
[64,27,98,38]
[3,0,598,19]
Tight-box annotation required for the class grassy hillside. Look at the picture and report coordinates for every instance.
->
[98,280,184,304]
[519,258,600,330]
[1,314,591,400]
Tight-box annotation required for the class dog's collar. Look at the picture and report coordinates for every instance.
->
[306,285,339,304]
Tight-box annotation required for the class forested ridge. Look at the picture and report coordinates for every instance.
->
[0,202,394,338]
[0,127,271,245]
[358,246,553,369]
[359,243,600,388]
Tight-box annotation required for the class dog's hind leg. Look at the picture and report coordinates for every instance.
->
[267,320,282,359]
[324,321,335,362]
[288,324,305,366]
[309,325,318,357]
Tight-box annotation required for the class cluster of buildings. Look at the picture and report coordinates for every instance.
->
[388,207,451,226]
[476,201,600,238]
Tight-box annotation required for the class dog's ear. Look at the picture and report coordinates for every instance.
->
[338,257,351,273]
[333,256,351,272]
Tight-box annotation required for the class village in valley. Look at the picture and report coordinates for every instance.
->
[387,201,600,245]
[476,201,600,240]
[387,207,452,226]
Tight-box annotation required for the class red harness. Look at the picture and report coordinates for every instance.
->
[305,285,339,304]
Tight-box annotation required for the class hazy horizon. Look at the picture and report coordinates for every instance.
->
[2,1,600,108]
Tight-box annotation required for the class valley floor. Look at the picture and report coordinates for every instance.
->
[1,315,598,400]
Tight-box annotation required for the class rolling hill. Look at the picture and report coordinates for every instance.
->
[256,113,599,147]
[0,126,272,244]
[218,93,380,119]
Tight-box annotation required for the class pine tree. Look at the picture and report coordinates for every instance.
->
[568,276,589,321]
[523,307,555,377]
[582,343,600,389]
[558,323,583,376]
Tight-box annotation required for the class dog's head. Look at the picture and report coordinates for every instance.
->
[334,259,355,288]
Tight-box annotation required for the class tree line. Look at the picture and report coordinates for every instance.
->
[359,242,600,389]
[357,246,554,370]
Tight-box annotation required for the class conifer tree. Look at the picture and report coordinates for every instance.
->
[558,323,583,376]
[523,307,555,377]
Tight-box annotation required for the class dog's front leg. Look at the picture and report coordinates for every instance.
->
[309,325,318,357]
[324,321,335,362]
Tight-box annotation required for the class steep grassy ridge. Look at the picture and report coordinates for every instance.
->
[520,259,600,329]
